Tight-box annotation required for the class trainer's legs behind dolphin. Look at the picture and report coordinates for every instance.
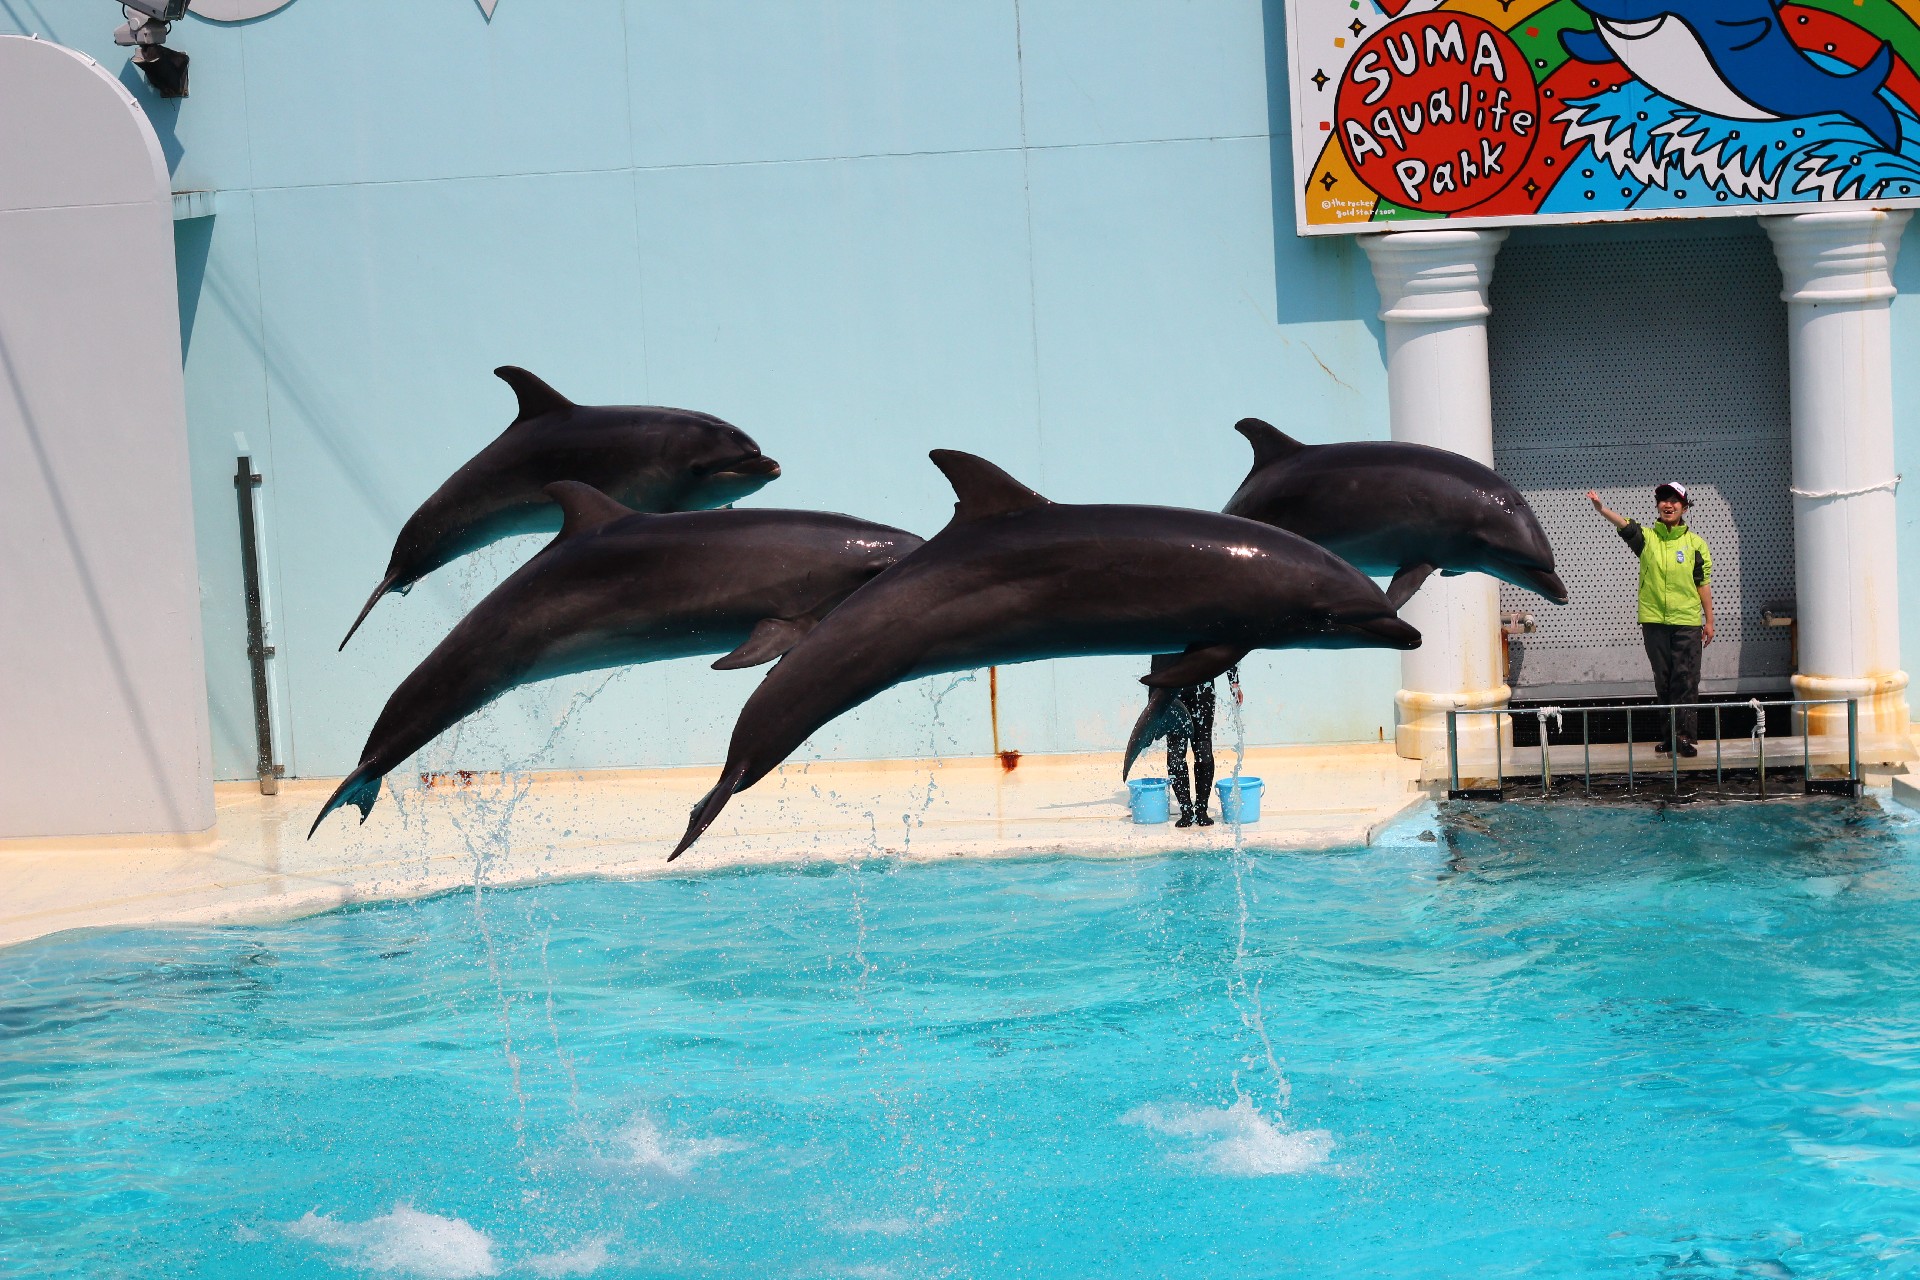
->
[1190,683,1216,826]
[1167,703,1194,826]
[1165,684,1216,828]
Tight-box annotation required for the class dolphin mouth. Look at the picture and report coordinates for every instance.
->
[1597,15,1665,40]
[720,454,781,479]
[1514,565,1569,605]
[1349,615,1422,650]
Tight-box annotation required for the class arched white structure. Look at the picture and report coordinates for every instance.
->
[0,37,213,837]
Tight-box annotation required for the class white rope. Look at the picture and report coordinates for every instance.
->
[1748,697,1766,743]
[1534,706,1562,734]
[1791,475,1900,499]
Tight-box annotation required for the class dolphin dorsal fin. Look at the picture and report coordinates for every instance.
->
[929,450,1051,522]
[1235,418,1308,469]
[543,481,635,539]
[495,366,574,422]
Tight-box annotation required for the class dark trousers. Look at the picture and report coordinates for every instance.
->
[1166,682,1216,816]
[1642,623,1703,743]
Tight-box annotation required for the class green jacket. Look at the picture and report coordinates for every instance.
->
[1620,520,1711,626]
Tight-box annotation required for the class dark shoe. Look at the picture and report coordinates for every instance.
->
[1655,740,1670,755]
[1175,810,1194,828]
[1677,740,1699,758]
[1195,811,1215,827]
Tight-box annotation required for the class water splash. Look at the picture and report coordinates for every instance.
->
[284,1204,500,1278]
[606,1116,744,1177]
[1121,1098,1334,1176]
[1220,685,1289,1115]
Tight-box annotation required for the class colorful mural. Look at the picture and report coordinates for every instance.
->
[1287,0,1920,232]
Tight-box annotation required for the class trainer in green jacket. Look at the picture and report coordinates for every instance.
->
[1587,483,1716,756]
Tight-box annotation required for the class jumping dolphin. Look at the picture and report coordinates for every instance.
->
[1561,0,1900,150]
[339,366,781,649]
[311,483,920,835]
[1221,419,1565,608]
[1120,419,1566,778]
[667,450,1422,860]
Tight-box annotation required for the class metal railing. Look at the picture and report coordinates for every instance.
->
[1445,697,1862,801]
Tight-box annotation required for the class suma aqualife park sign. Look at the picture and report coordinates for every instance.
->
[1285,0,1920,232]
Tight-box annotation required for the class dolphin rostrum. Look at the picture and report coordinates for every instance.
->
[1561,0,1900,150]
[668,450,1421,860]
[1121,419,1566,778]
[311,482,921,835]
[339,366,782,649]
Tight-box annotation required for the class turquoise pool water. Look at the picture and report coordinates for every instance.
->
[5,801,1920,1277]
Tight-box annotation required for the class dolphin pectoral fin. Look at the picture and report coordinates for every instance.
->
[1122,678,1185,780]
[1141,644,1251,690]
[712,617,814,670]
[928,450,1052,523]
[309,763,384,838]
[1234,418,1309,470]
[340,570,403,650]
[543,481,637,540]
[1386,563,1437,610]
[1559,27,1614,63]
[494,366,574,422]
[670,762,750,861]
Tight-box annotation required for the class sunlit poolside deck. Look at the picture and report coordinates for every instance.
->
[0,743,1429,949]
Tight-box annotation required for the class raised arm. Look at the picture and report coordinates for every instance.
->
[1587,490,1630,530]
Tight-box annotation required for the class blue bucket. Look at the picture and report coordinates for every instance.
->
[1127,777,1170,824]
[1215,776,1264,824]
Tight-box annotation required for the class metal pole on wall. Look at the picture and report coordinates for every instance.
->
[235,455,282,794]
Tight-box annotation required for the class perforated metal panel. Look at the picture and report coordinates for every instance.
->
[1488,223,1796,700]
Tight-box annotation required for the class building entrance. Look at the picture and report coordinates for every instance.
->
[1488,220,1797,701]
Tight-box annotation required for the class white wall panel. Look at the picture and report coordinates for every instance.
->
[0,37,212,836]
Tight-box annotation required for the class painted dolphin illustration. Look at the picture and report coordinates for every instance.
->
[1561,0,1900,150]
[668,450,1422,860]
[311,483,921,835]
[1120,419,1566,778]
[340,366,782,649]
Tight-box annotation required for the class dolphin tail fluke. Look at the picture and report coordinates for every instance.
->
[309,763,385,838]
[670,762,750,861]
[1854,43,1901,150]
[340,571,404,650]
[1122,676,1188,780]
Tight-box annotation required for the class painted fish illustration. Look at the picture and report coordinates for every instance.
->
[1561,0,1901,149]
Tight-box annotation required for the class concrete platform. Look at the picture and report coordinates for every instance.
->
[0,743,1427,950]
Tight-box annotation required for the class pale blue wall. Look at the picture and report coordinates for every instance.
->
[3,0,1394,780]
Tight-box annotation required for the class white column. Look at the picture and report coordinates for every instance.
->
[1763,211,1911,753]
[1361,229,1509,762]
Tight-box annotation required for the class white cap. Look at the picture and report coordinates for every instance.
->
[1655,481,1688,502]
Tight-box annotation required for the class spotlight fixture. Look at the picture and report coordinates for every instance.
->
[113,1,190,98]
